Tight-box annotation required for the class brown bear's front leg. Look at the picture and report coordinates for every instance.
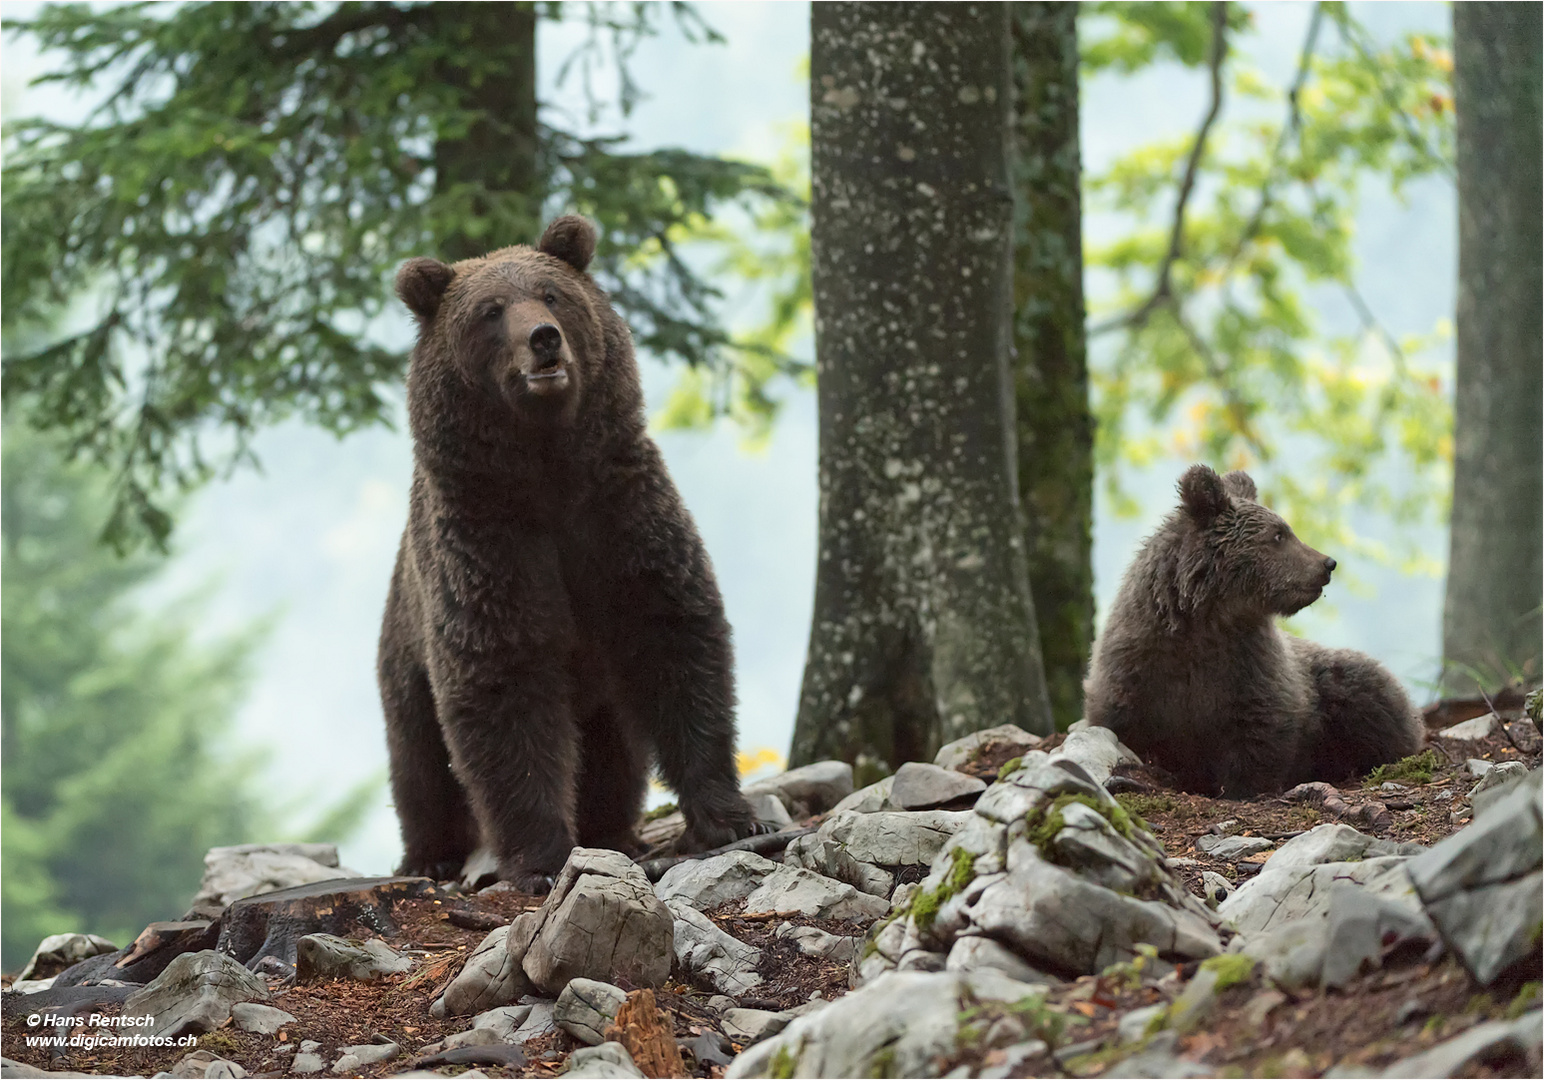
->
[435,668,581,893]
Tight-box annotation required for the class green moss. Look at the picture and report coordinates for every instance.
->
[868,1044,898,1078]
[1507,981,1541,1020]
[1421,1014,1445,1036]
[197,1031,240,1055]
[1100,943,1159,990]
[1365,750,1441,787]
[1027,792,1144,854]
[911,847,978,931]
[642,801,678,822]
[1115,792,1176,821]
[768,1042,798,1080]
[1199,953,1257,992]
[958,993,1069,1053]
[997,756,1024,782]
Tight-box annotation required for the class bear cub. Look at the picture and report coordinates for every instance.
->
[378,215,759,891]
[1085,464,1424,797]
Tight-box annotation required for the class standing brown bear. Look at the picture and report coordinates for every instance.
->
[1085,464,1424,797]
[378,216,759,891]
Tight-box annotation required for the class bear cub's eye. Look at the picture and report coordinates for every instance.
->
[1274,530,1284,543]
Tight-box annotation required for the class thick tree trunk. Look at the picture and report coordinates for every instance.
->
[429,3,541,261]
[791,2,1054,777]
[1443,2,1543,695]
[1011,3,1093,730]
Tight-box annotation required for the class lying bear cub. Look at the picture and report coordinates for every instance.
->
[378,216,760,892]
[1085,464,1424,797]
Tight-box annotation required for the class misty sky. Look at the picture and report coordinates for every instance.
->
[1,2,1454,874]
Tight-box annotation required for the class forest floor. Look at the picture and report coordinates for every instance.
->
[2,697,1540,1079]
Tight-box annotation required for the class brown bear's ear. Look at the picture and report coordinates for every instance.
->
[1179,464,1229,524]
[396,258,455,321]
[538,215,597,272]
[1221,470,1258,502]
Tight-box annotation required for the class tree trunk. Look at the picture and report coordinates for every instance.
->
[429,3,541,261]
[791,2,1054,777]
[1443,2,1543,695]
[1011,3,1093,730]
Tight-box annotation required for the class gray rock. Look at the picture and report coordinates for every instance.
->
[890,762,987,810]
[563,1042,645,1079]
[436,1027,507,1052]
[1196,835,1274,860]
[0,1059,92,1078]
[746,792,794,829]
[1118,1004,1167,1044]
[470,1003,534,1042]
[943,935,1057,985]
[774,923,859,963]
[1438,713,1498,740]
[1108,1030,1214,1078]
[653,850,778,911]
[1056,726,1142,785]
[977,1040,1049,1080]
[1466,758,1495,778]
[230,1002,295,1035]
[1199,872,1234,909]
[158,1050,248,1078]
[294,934,411,982]
[290,1053,324,1075]
[783,810,972,897]
[512,1000,559,1042]
[520,849,674,994]
[720,1007,791,1044]
[330,1042,398,1073]
[742,761,854,816]
[1208,819,1241,836]
[186,843,359,916]
[726,969,1049,1079]
[555,978,629,1046]
[742,865,890,922]
[122,950,270,1039]
[1472,765,1539,821]
[15,933,118,983]
[1370,1010,1541,1078]
[933,724,1042,772]
[1408,776,1542,985]
[830,776,897,814]
[439,922,532,1017]
[1262,824,1426,871]
[1468,759,1529,801]
[6,978,58,996]
[1218,857,1419,937]
[1242,884,1434,990]
[299,1042,321,1054]
[668,901,764,995]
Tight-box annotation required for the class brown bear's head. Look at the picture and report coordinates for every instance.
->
[1176,463,1337,619]
[396,216,615,430]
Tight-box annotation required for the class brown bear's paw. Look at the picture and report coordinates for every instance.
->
[507,870,557,895]
[396,856,467,882]
[679,797,762,853]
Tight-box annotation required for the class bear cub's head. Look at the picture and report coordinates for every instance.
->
[1177,463,1337,618]
[395,216,604,423]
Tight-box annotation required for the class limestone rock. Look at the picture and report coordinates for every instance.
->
[890,762,987,810]
[556,979,629,1046]
[564,1042,645,1079]
[215,876,433,971]
[1242,884,1434,990]
[742,866,890,921]
[830,776,896,815]
[668,901,764,995]
[933,724,1042,772]
[783,810,972,897]
[294,934,411,982]
[1218,857,1419,937]
[1368,1010,1541,1078]
[746,793,794,829]
[330,1042,398,1074]
[440,923,532,1017]
[742,761,854,817]
[15,934,117,983]
[1437,712,1498,740]
[1055,726,1142,786]
[157,1050,247,1078]
[653,850,778,911]
[943,935,1057,985]
[520,849,674,995]
[512,1000,559,1043]
[727,970,1048,1079]
[122,950,270,1039]
[470,1004,534,1042]
[230,1002,295,1035]
[1196,835,1274,860]
[1471,765,1539,821]
[1263,824,1426,871]
[720,1007,791,1044]
[1408,777,1542,985]
[187,843,359,917]
[774,923,859,963]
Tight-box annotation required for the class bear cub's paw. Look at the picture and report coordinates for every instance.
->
[396,857,468,883]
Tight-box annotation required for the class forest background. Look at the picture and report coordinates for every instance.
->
[0,0,1499,968]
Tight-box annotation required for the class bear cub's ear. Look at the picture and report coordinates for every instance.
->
[539,215,597,273]
[396,258,456,321]
[1221,470,1258,502]
[1179,464,1231,524]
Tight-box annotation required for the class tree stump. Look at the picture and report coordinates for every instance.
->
[215,876,435,970]
[603,988,684,1079]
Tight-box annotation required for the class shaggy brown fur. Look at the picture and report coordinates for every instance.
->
[378,216,757,891]
[1085,464,1424,797]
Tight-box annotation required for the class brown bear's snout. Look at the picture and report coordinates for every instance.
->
[529,323,563,370]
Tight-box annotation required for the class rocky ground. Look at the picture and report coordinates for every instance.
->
[2,692,1540,1080]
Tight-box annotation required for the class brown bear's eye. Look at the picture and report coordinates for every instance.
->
[543,290,558,308]
[1274,530,1284,543]
[482,303,503,322]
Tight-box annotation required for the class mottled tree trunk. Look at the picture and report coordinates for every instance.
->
[1443,3,1543,694]
[1011,3,1093,730]
[430,3,541,261]
[791,2,1054,777]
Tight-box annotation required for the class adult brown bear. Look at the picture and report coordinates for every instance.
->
[1085,464,1425,798]
[378,216,759,891]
